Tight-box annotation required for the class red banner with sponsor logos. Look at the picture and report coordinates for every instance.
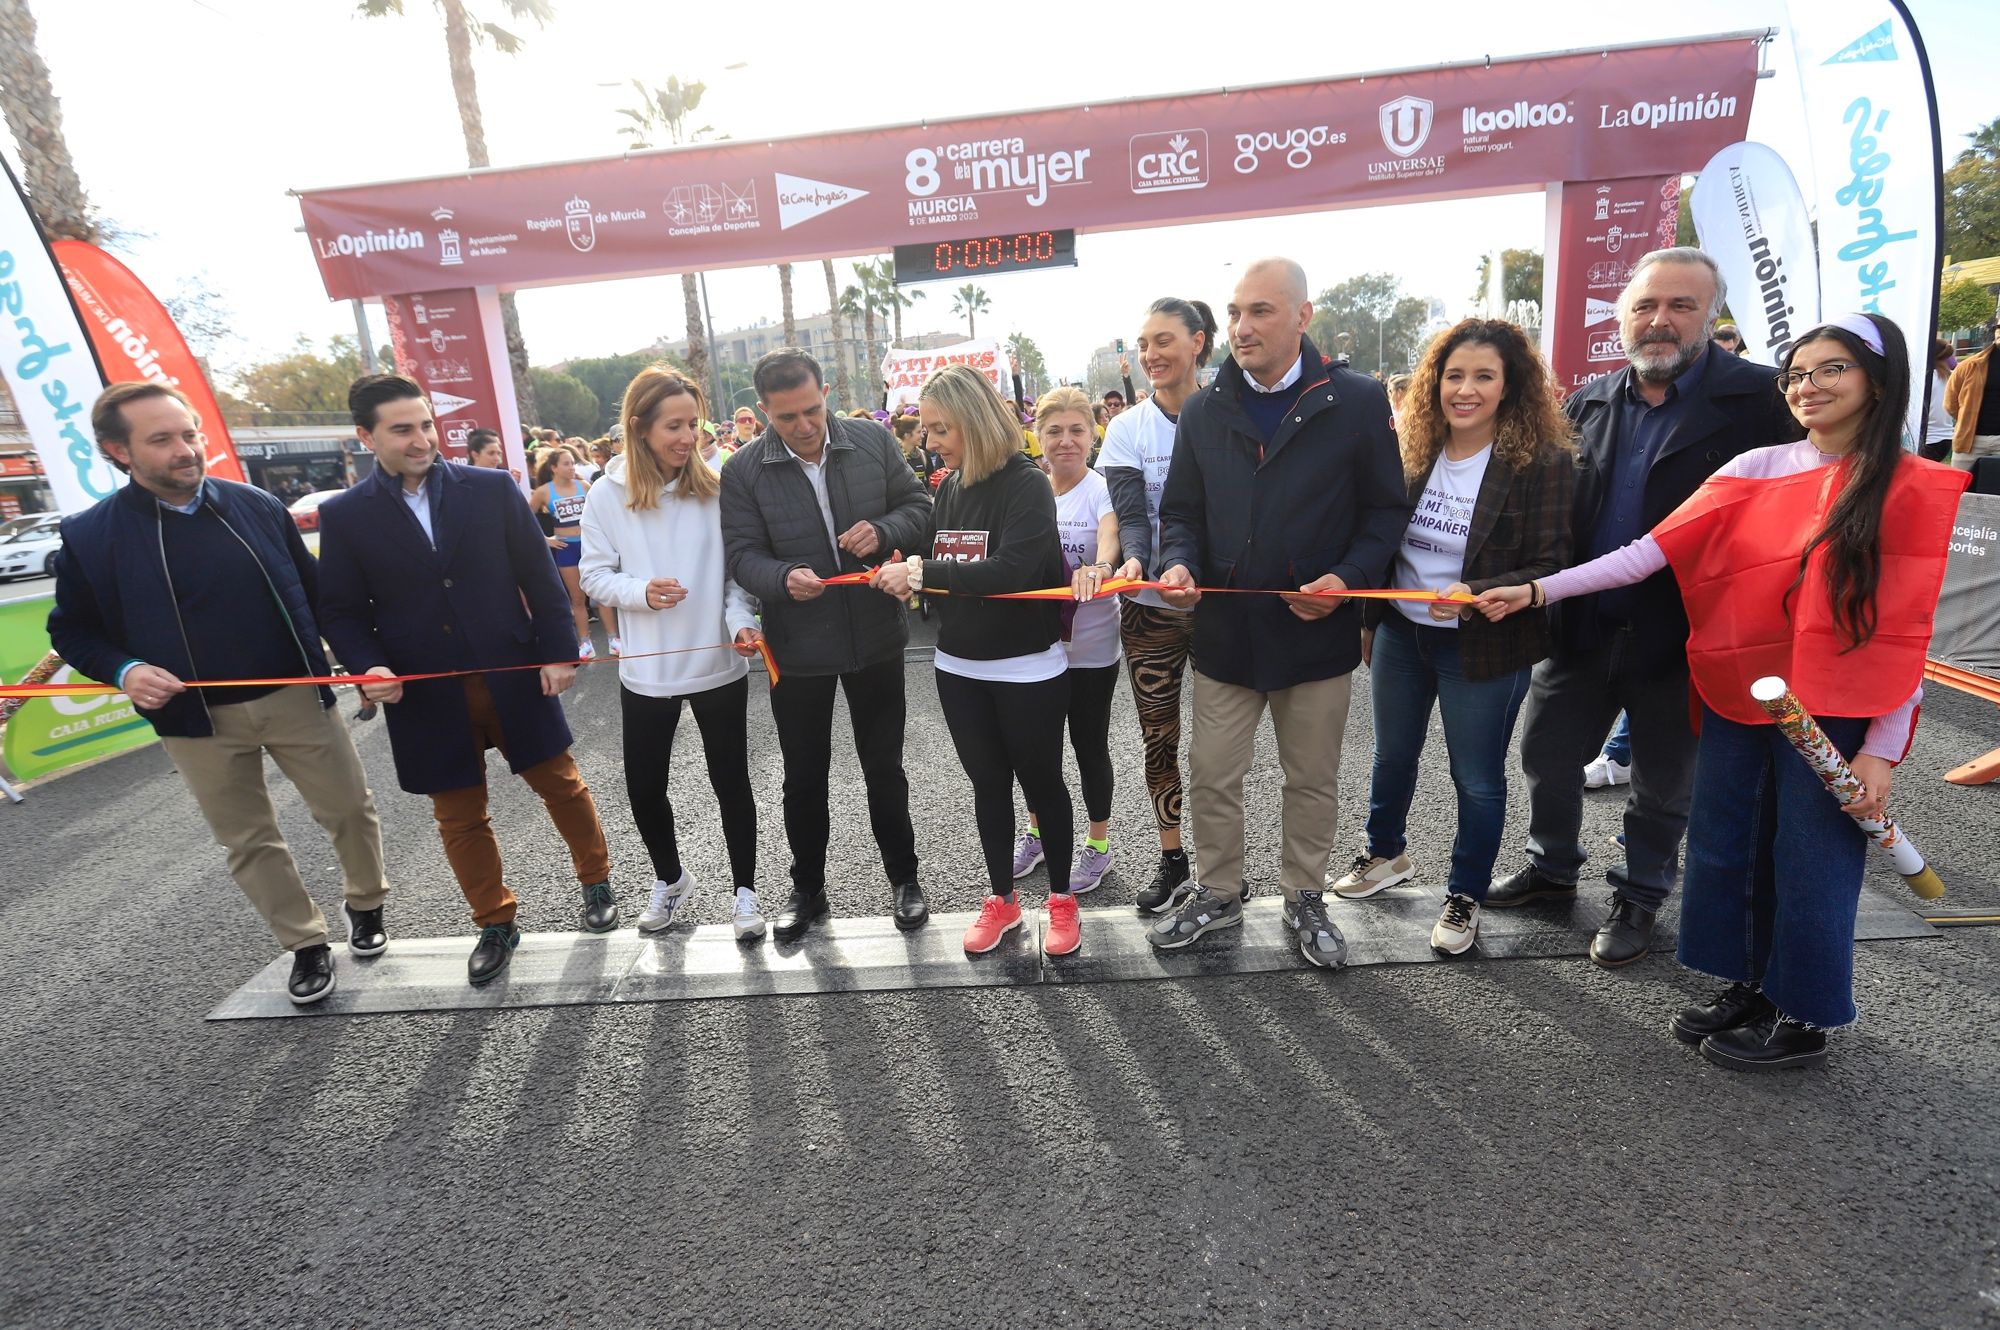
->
[380,288,501,462]
[50,240,246,484]
[297,38,1758,300]
[1546,175,1683,393]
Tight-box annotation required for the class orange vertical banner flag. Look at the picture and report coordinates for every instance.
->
[51,240,247,484]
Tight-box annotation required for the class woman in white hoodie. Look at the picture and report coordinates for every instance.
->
[581,365,766,940]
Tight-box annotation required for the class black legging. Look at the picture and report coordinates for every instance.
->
[936,668,1073,895]
[619,677,757,891]
[1028,663,1118,824]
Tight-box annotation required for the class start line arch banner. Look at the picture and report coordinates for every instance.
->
[296,37,1761,299]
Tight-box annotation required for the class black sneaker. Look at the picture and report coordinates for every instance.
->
[343,902,387,957]
[1135,852,1192,915]
[468,923,521,987]
[579,880,620,934]
[287,943,336,1006]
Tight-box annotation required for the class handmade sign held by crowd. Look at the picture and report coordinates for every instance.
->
[881,339,1008,412]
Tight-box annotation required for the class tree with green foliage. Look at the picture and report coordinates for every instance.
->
[1938,277,1998,335]
[1471,249,1545,309]
[1308,273,1433,377]
[1006,333,1048,398]
[952,284,991,338]
[618,75,715,402]
[234,336,367,417]
[527,368,599,437]
[562,351,666,433]
[1945,117,2000,263]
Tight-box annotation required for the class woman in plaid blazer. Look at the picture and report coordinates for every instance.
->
[1335,319,1577,955]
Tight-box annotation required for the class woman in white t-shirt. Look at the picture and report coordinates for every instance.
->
[1008,387,1124,895]
[1331,319,1576,957]
[1097,296,1218,914]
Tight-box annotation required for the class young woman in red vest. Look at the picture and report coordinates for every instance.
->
[1479,313,1969,1071]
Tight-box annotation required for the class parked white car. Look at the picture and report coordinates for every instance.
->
[0,523,61,581]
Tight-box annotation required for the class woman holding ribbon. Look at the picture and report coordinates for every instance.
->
[1477,313,1970,1070]
[1331,319,1576,958]
[870,365,1079,957]
[1008,386,1123,895]
[531,446,615,659]
[1098,297,1217,913]
[581,365,767,941]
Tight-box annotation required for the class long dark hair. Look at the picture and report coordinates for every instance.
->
[1780,313,1910,650]
[1148,297,1218,367]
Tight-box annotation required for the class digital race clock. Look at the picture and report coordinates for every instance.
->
[892,229,1078,284]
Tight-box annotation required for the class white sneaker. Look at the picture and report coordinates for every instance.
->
[1431,892,1480,955]
[608,635,623,657]
[732,887,767,942]
[1330,851,1416,899]
[636,871,691,932]
[577,639,596,662]
[1584,755,1631,789]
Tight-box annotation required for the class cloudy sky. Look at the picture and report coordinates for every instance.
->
[21,0,1999,384]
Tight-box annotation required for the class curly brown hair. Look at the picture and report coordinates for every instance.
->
[1397,318,1572,482]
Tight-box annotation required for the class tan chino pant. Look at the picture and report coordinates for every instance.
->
[1187,669,1352,903]
[162,685,390,950]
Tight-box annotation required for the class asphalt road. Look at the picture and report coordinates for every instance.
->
[4,611,1998,1329]
[0,572,54,604]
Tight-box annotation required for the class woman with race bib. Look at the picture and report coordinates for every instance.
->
[531,446,615,659]
[870,365,1080,957]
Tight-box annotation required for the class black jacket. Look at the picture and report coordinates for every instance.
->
[1157,338,1411,692]
[47,478,331,738]
[1556,346,1803,664]
[924,452,1064,661]
[720,414,934,677]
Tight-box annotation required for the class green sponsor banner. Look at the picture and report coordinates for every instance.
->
[0,595,157,781]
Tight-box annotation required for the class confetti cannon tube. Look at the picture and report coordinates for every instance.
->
[1749,676,1944,900]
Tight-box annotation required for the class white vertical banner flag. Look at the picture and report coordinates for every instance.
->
[0,155,116,514]
[1693,142,1821,365]
[1788,0,1944,446]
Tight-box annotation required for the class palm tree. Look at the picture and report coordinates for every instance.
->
[952,284,991,339]
[861,257,921,346]
[778,263,797,348]
[617,75,714,401]
[0,0,97,242]
[359,0,552,428]
[822,259,849,409]
[1006,332,1049,399]
[841,282,873,406]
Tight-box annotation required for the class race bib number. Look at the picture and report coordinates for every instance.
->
[933,529,989,562]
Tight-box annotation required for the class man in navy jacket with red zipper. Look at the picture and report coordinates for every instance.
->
[1152,257,1411,968]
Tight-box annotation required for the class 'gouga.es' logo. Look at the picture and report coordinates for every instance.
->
[1130,130,1208,194]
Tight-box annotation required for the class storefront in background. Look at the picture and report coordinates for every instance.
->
[0,451,54,520]
[234,437,358,500]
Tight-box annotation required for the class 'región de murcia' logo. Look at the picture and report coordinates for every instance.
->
[565,196,596,253]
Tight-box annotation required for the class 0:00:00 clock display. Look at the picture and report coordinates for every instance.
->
[935,232,1059,271]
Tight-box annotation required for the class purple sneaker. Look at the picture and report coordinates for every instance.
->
[1011,832,1045,879]
[1070,845,1113,894]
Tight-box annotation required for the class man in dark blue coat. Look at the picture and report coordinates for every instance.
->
[317,375,616,987]
[47,382,390,1006]
[1151,257,1412,969]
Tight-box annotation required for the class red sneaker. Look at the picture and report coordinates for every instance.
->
[1043,892,1081,956]
[963,894,1024,954]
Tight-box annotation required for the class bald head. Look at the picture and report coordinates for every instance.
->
[1242,256,1309,307]
[1228,256,1315,388]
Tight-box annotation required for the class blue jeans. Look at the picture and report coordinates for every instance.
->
[1676,707,1870,1028]
[1364,615,1532,900]
[1601,711,1632,766]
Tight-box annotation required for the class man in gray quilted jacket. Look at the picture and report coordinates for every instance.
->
[722,349,936,940]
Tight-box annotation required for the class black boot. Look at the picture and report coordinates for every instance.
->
[1135,851,1191,915]
[891,880,929,932]
[1484,864,1577,909]
[772,889,829,944]
[1590,896,1656,968]
[1672,981,1773,1045]
[1700,1009,1829,1071]
[468,922,521,987]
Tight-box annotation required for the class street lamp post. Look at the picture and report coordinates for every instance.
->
[1377,312,1388,375]
[699,270,725,423]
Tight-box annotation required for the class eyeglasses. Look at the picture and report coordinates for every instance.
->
[1776,362,1856,392]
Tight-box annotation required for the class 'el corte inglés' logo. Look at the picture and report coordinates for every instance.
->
[776,174,869,230]
[1378,96,1434,158]
[1585,296,1618,326]
[1130,130,1208,194]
